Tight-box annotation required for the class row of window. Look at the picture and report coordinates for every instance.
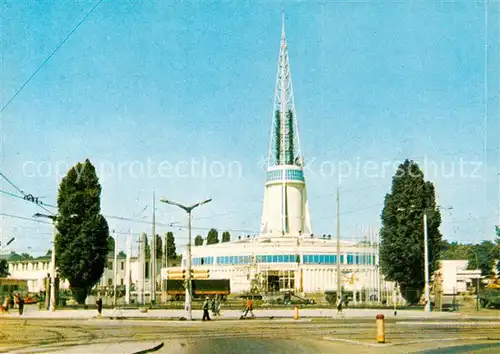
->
[284,169,304,181]
[192,257,214,265]
[256,254,298,263]
[192,254,377,266]
[267,170,282,181]
[266,170,305,182]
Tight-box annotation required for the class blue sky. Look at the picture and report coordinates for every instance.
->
[1,0,499,257]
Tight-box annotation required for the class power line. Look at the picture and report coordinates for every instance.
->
[1,0,104,113]
[0,174,55,215]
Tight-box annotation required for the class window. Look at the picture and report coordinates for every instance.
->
[120,278,124,285]
[313,255,319,264]
[121,261,124,270]
[347,254,354,265]
[272,255,278,263]
[108,278,112,286]
[284,255,290,263]
[355,254,359,265]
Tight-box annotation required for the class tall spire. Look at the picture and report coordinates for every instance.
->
[260,15,311,238]
[267,13,302,168]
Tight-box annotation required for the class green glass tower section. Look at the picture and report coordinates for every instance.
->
[267,15,303,169]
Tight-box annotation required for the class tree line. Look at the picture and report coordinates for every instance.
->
[194,229,231,246]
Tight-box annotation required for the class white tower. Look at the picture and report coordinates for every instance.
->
[260,15,312,237]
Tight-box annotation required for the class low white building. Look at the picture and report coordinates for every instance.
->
[7,255,141,294]
[436,260,481,295]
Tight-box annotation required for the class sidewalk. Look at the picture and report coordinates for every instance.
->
[1,306,471,320]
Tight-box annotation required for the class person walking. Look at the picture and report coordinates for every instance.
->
[17,294,24,316]
[96,296,103,318]
[336,295,344,319]
[243,297,255,318]
[202,297,211,321]
[212,296,221,316]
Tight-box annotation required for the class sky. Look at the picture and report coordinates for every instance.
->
[1,0,499,257]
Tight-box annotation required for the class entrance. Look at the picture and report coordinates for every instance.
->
[260,270,295,293]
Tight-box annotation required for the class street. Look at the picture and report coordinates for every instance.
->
[1,315,499,354]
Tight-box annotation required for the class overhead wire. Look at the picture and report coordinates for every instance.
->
[1,0,104,113]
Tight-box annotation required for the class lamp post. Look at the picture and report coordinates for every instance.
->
[397,205,452,312]
[33,213,78,312]
[0,237,15,251]
[160,197,212,320]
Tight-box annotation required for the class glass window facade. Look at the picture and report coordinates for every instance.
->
[266,170,282,181]
[284,169,305,181]
[194,253,374,266]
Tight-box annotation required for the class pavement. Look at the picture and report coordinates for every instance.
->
[2,314,500,354]
[2,305,491,321]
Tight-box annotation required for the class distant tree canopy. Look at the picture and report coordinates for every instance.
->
[207,228,219,245]
[194,235,204,246]
[440,241,472,260]
[379,159,443,304]
[222,231,231,243]
[467,240,499,276]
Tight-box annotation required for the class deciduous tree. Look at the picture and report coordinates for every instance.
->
[166,232,177,259]
[56,159,110,304]
[379,159,443,304]
[207,228,219,245]
[222,231,231,243]
[194,235,204,246]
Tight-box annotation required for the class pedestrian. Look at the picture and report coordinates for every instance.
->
[202,296,211,321]
[212,296,221,316]
[8,294,14,310]
[243,297,255,318]
[336,295,344,318]
[96,296,103,318]
[18,294,24,316]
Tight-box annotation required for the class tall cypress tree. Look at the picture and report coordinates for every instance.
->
[56,159,110,304]
[379,159,443,304]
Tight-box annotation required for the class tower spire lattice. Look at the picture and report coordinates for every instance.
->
[267,14,303,168]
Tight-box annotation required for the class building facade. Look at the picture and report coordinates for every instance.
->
[165,18,390,299]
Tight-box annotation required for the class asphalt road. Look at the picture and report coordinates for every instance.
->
[1,318,499,354]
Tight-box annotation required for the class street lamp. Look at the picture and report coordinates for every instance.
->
[0,237,15,251]
[160,197,212,320]
[33,212,77,312]
[397,205,452,312]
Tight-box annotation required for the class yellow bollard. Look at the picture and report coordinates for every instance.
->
[294,306,299,320]
[376,314,385,343]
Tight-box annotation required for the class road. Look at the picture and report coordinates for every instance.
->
[1,317,499,353]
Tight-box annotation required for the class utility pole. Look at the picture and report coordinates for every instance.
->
[150,191,156,304]
[336,187,341,301]
[113,229,118,308]
[125,229,131,305]
[423,211,430,312]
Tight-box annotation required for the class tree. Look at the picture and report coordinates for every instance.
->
[56,159,110,304]
[166,232,177,259]
[20,253,33,260]
[467,241,499,276]
[222,231,231,243]
[379,159,443,304]
[194,235,204,246]
[156,234,162,260]
[440,241,472,260]
[0,260,9,277]
[207,228,219,245]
